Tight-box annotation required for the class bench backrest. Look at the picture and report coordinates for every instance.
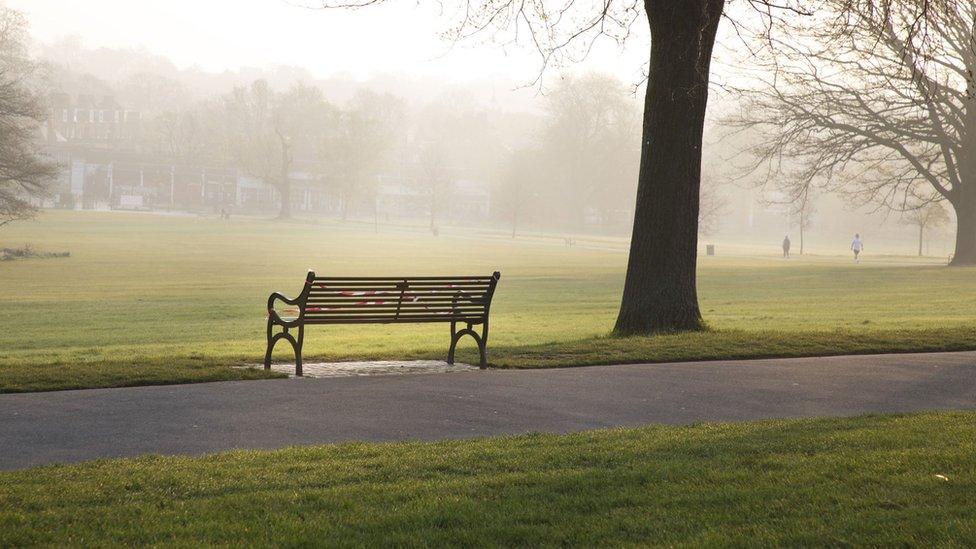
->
[300,272,500,325]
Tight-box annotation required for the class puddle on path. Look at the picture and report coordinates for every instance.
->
[245,360,479,379]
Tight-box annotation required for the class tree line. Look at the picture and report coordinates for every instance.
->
[3,10,659,234]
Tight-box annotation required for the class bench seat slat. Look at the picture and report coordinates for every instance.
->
[304,306,485,313]
[309,292,488,299]
[305,309,485,318]
[303,317,486,325]
[309,284,492,290]
[307,292,486,302]
[307,292,489,299]
[304,313,485,320]
[303,303,484,309]
[309,280,491,288]
[312,276,493,281]
[310,278,491,283]
[307,286,491,294]
[304,303,486,311]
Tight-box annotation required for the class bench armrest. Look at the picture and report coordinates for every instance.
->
[267,291,303,323]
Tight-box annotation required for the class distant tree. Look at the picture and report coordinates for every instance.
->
[902,201,951,257]
[790,192,816,255]
[697,177,726,238]
[121,72,191,114]
[0,7,57,228]
[728,1,976,266]
[220,81,332,219]
[412,92,497,234]
[145,104,219,162]
[540,73,639,229]
[322,90,404,221]
[496,149,541,238]
[416,139,452,234]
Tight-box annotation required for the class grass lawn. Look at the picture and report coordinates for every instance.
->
[1,411,974,545]
[2,210,975,392]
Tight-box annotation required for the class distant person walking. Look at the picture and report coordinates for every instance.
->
[851,233,864,262]
[782,235,791,258]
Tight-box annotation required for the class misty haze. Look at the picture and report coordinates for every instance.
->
[1,1,975,546]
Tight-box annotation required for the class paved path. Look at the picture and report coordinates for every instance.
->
[2,351,975,471]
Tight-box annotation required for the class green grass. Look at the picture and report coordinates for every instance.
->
[2,210,975,392]
[1,411,974,546]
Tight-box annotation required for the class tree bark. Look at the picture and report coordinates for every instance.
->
[277,138,292,220]
[341,190,349,221]
[613,0,723,335]
[800,220,805,255]
[276,179,292,219]
[512,208,518,239]
[950,188,976,265]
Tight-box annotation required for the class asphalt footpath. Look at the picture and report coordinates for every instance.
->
[1,351,974,470]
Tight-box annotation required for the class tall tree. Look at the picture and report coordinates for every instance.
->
[728,1,976,265]
[496,148,542,238]
[790,191,816,255]
[316,0,939,334]
[0,7,57,228]
[540,73,640,229]
[902,201,951,257]
[698,175,727,238]
[221,81,331,219]
[322,90,404,221]
[413,92,498,233]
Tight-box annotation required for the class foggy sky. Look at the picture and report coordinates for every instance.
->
[10,0,652,83]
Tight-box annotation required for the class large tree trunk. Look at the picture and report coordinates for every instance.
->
[950,188,976,265]
[613,0,723,335]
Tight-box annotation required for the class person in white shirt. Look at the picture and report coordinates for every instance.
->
[850,233,864,262]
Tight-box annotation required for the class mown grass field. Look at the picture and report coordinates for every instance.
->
[2,210,975,392]
[1,411,974,546]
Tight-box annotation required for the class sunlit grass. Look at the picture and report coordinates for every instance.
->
[1,411,974,546]
[1,210,975,392]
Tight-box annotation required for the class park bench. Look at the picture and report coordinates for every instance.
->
[265,271,501,376]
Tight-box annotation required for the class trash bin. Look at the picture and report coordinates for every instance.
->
[706,244,715,256]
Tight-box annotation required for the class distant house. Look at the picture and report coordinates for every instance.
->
[45,93,139,144]
[36,94,494,222]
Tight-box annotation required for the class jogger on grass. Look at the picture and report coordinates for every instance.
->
[851,233,864,262]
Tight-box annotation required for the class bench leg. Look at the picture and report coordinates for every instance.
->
[264,318,275,370]
[447,322,457,365]
[294,325,304,377]
[476,335,487,369]
[479,322,489,369]
[265,324,305,377]
[448,327,488,369]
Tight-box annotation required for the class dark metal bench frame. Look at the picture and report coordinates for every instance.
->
[265,271,501,376]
